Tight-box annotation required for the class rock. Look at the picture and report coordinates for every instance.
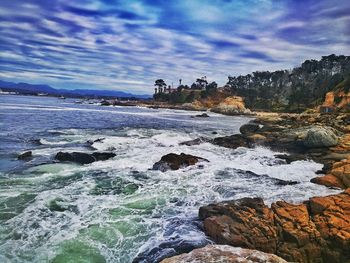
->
[91,152,116,161]
[100,100,111,106]
[211,134,249,149]
[87,138,105,145]
[239,123,260,135]
[161,245,287,263]
[311,156,350,189]
[192,113,209,118]
[55,151,116,164]
[199,190,350,263]
[311,175,344,188]
[211,96,251,115]
[152,153,209,172]
[247,133,266,143]
[17,151,32,160]
[303,127,339,148]
[179,137,209,146]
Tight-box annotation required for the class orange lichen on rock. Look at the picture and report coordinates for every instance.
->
[312,156,350,189]
[199,190,350,263]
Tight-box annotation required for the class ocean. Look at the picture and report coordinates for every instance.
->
[0,95,340,263]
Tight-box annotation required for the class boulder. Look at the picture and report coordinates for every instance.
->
[303,127,339,148]
[199,190,350,263]
[239,122,260,135]
[211,134,249,149]
[55,151,116,164]
[17,151,32,160]
[152,153,209,172]
[161,245,287,263]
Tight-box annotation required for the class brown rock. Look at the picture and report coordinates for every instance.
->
[161,245,287,263]
[311,175,345,188]
[199,191,350,263]
[312,156,350,189]
[211,134,249,149]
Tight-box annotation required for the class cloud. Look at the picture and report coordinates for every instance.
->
[0,0,349,94]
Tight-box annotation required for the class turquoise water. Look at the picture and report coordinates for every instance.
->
[0,95,340,262]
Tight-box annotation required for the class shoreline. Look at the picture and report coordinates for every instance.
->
[161,111,350,263]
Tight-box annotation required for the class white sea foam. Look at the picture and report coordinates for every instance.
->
[0,124,341,263]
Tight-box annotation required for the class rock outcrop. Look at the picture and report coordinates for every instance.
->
[211,96,251,115]
[199,190,350,263]
[152,153,209,172]
[161,245,287,263]
[312,156,350,189]
[55,151,116,164]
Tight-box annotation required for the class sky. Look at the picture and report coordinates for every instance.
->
[0,0,349,94]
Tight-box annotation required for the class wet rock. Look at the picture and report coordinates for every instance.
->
[179,137,209,146]
[274,153,306,164]
[191,113,209,118]
[133,218,210,263]
[211,134,249,149]
[152,153,209,172]
[17,151,32,160]
[303,127,339,148]
[100,100,111,106]
[87,138,105,145]
[199,190,350,263]
[161,245,287,263]
[239,122,260,135]
[55,151,115,164]
[91,152,116,161]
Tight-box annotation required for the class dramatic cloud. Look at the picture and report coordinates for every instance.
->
[0,0,349,94]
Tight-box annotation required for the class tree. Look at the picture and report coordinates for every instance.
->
[195,76,208,90]
[154,79,167,92]
[206,81,218,95]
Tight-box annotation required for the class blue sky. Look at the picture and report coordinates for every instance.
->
[0,0,349,94]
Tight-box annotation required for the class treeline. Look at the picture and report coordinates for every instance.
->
[153,54,350,111]
[153,77,219,104]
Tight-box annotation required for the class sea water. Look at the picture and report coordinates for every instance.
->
[0,95,340,262]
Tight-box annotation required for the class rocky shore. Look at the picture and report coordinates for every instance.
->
[161,112,350,263]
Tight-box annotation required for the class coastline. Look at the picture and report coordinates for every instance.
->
[161,111,350,263]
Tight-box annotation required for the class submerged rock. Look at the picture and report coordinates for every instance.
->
[133,217,210,263]
[191,113,209,118]
[152,153,209,172]
[199,190,350,263]
[304,127,339,148]
[17,151,32,160]
[179,137,209,146]
[161,245,287,263]
[55,151,115,164]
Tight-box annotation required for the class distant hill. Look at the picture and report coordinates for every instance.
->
[0,80,151,99]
